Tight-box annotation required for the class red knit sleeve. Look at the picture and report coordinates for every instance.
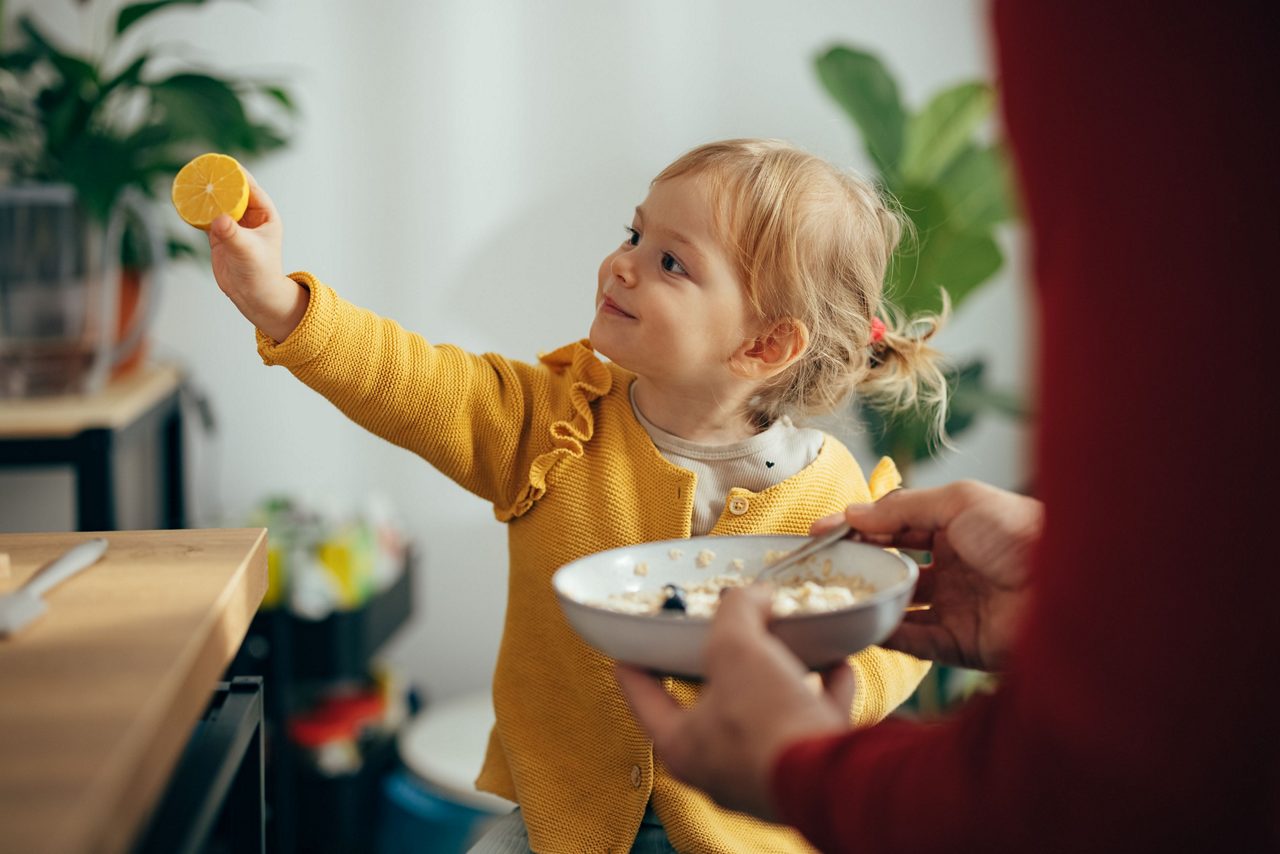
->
[771,2,1279,851]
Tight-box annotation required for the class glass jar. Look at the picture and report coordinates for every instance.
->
[0,185,162,397]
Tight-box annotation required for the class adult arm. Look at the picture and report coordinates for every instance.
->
[771,2,1279,851]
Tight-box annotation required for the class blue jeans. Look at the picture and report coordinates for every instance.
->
[466,805,677,854]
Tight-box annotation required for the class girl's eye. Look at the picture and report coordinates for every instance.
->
[661,253,687,275]
[624,226,640,246]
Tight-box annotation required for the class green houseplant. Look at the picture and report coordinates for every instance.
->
[815,45,1024,474]
[0,0,295,390]
[0,0,296,251]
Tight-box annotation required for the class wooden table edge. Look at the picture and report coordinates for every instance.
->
[87,528,269,854]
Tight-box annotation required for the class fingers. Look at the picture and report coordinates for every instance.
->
[615,664,683,746]
[235,168,280,229]
[817,486,969,549]
[812,511,930,550]
[705,585,777,661]
[811,512,844,535]
[208,214,238,249]
[238,182,279,230]
[714,583,775,626]
[841,484,981,548]
[207,170,278,242]
[707,586,813,688]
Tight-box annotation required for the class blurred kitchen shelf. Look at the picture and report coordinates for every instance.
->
[227,548,416,854]
[0,362,185,531]
[290,566,415,681]
[235,552,415,701]
[292,731,400,854]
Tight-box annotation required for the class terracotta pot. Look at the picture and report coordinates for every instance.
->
[111,267,148,380]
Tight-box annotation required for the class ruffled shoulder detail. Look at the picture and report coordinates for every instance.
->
[867,456,902,500]
[496,340,613,521]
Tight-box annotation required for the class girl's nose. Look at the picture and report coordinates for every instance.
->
[611,252,638,288]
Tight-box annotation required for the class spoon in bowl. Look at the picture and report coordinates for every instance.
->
[657,524,851,614]
[754,524,932,612]
[752,522,852,584]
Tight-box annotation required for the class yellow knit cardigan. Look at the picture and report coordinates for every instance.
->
[258,274,930,854]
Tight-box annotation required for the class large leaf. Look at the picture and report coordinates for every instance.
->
[116,0,208,35]
[935,142,1016,230]
[913,227,1004,313]
[120,123,189,184]
[37,82,95,159]
[148,72,253,151]
[56,130,148,220]
[884,173,1008,317]
[101,55,149,99]
[884,182,956,316]
[16,16,63,61]
[815,46,905,184]
[167,236,201,260]
[18,18,101,159]
[951,381,1028,421]
[901,82,992,184]
[0,48,43,73]
[260,84,298,113]
[19,18,100,90]
[241,120,288,153]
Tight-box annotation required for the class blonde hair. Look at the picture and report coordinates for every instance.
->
[654,138,950,443]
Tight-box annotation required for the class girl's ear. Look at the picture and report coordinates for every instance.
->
[736,319,809,378]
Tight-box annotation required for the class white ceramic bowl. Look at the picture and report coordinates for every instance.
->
[552,534,918,679]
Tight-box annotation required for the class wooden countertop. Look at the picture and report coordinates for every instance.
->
[0,528,268,854]
[0,363,182,439]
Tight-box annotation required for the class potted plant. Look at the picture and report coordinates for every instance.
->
[0,0,296,393]
[815,45,1025,476]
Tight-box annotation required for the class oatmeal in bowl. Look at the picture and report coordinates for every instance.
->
[552,534,918,678]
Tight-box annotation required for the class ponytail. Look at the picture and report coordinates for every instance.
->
[858,289,953,449]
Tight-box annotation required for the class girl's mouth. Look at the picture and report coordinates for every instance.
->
[600,296,635,319]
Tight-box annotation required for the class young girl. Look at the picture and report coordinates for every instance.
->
[208,138,948,854]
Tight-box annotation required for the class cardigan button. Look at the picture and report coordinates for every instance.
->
[728,496,750,515]
[630,765,643,788]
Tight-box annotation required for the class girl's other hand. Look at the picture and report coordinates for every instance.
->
[208,170,309,343]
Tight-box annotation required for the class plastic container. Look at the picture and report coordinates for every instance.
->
[378,693,513,854]
[0,185,161,396]
[377,771,498,854]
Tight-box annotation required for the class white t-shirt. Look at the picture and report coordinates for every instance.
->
[630,385,825,535]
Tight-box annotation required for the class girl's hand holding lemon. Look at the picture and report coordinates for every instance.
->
[171,153,309,343]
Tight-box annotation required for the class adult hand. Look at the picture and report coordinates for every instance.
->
[615,584,854,821]
[816,480,1043,671]
[617,480,1041,819]
[208,169,308,344]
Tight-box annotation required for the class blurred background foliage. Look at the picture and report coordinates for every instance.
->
[816,45,1026,472]
[0,0,297,262]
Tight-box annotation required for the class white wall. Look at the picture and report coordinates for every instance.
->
[2,0,1028,701]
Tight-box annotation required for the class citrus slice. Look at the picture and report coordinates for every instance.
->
[171,153,250,230]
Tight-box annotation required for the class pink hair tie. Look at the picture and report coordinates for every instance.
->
[869,317,887,344]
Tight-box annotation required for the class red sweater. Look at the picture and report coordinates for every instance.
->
[773,2,1280,851]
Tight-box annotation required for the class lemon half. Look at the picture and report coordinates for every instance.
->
[171,153,250,231]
